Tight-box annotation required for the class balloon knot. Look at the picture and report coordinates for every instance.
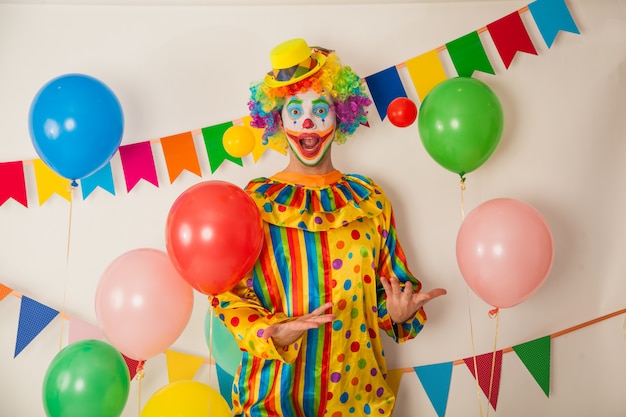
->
[488,307,499,318]
[70,180,78,187]
[135,360,146,380]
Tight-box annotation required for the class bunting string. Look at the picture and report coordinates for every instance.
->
[1,283,625,414]
[0,0,580,209]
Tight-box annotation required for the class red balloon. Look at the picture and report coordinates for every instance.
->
[165,181,264,295]
[387,97,418,128]
[456,198,554,308]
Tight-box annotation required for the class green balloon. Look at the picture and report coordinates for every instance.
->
[418,77,504,177]
[205,308,242,377]
[43,339,130,417]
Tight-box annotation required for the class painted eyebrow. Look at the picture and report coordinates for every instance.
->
[286,98,303,105]
[312,97,330,106]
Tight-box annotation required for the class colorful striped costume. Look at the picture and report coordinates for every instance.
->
[211,170,427,417]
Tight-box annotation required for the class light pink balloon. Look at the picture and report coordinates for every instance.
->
[95,248,194,360]
[456,198,554,308]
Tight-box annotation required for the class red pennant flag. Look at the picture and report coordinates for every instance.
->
[0,161,28,207]
[463,350,503,410]
[122,354,141,380]
[119,142,159,192]
[487,11,538,69]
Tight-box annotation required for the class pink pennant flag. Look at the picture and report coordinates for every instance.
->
[68,316,105,345]
[119,142,159,192]
[487,11,538,69]
[463,350,503,410]
[0,161,28,207]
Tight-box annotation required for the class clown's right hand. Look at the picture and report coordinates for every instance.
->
[262,302,335,347]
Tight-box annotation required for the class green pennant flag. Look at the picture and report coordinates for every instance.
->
[446,31,495,77]
[512,335,551,397]
[201,122,243,173]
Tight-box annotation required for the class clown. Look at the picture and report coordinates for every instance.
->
[211,38,446,417]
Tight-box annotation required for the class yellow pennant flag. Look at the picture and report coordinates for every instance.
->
[242,116,287,162]
[32,159,72,205]
[165,350,206,383]
[405,50,448,102]
[386,368,405,398]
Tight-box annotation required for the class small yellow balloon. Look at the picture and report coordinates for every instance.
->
[223,125,255,158]
[141,380,232,417]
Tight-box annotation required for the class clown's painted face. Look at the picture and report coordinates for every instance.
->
[281,89,336,167]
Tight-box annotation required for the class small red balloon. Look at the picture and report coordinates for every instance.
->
[165,181,264,295]
[387,97,418,128]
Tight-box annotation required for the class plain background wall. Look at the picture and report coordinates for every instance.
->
[1,0,625,416]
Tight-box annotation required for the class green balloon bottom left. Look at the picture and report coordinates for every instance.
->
[43,339,130,417]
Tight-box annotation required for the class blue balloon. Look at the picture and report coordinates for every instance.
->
[28,74,124,181]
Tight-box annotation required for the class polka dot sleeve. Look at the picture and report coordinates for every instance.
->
[210,278,302,363]
[375,205,427,343]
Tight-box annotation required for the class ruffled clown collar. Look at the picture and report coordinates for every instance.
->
[244,170,385,231]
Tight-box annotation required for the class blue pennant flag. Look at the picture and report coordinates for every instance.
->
[215,362,234,409]
[365,66,408,121]
[528,0,580,48]
[15,296,59,357]
[80,162,116,199]
[414,362,453,417]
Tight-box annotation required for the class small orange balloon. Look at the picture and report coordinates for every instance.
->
[223,125,255,157]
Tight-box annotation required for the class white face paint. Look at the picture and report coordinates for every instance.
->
[281,89,337,167]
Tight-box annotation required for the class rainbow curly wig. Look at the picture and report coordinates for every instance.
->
[248,52,372,148]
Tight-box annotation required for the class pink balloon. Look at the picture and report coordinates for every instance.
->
[456,198,554,308]
[95,249,194,361]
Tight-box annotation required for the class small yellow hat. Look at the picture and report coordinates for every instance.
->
[264,38,328,88]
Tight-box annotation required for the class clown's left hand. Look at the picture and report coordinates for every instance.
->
[380,276,447,323]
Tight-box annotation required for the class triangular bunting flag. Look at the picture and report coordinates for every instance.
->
[79,162,115,199]
[32,159,72,205]
[0,283,13,302]
[414,362,453,417]
[216,362,234,409]
[446,31,496,77]
[0,161,28,207]
[14,296,59,357]
[487,11,538,69]
[68,316,105,345]
[528,0,580,48]
[405,50,448,102]
[241,116,287,162]
[512,335,551,397]
[160,131,202,183]
[122,354,141,380]
[364,66,408,121]
[165,350,205,382]
[201,122,243,173]
[463,350,503,410]
[119,142,159,192]
[385,368,404,398]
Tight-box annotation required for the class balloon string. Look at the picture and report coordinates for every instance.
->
[136,360,145,417]
[460,176,467,220]
[461,176,485,416]
[208,307,214,417]
[59,183,75,351]
[485,308,500,417]
[466,287,484,417]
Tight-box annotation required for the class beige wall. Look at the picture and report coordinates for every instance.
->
[0,1,625,416]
